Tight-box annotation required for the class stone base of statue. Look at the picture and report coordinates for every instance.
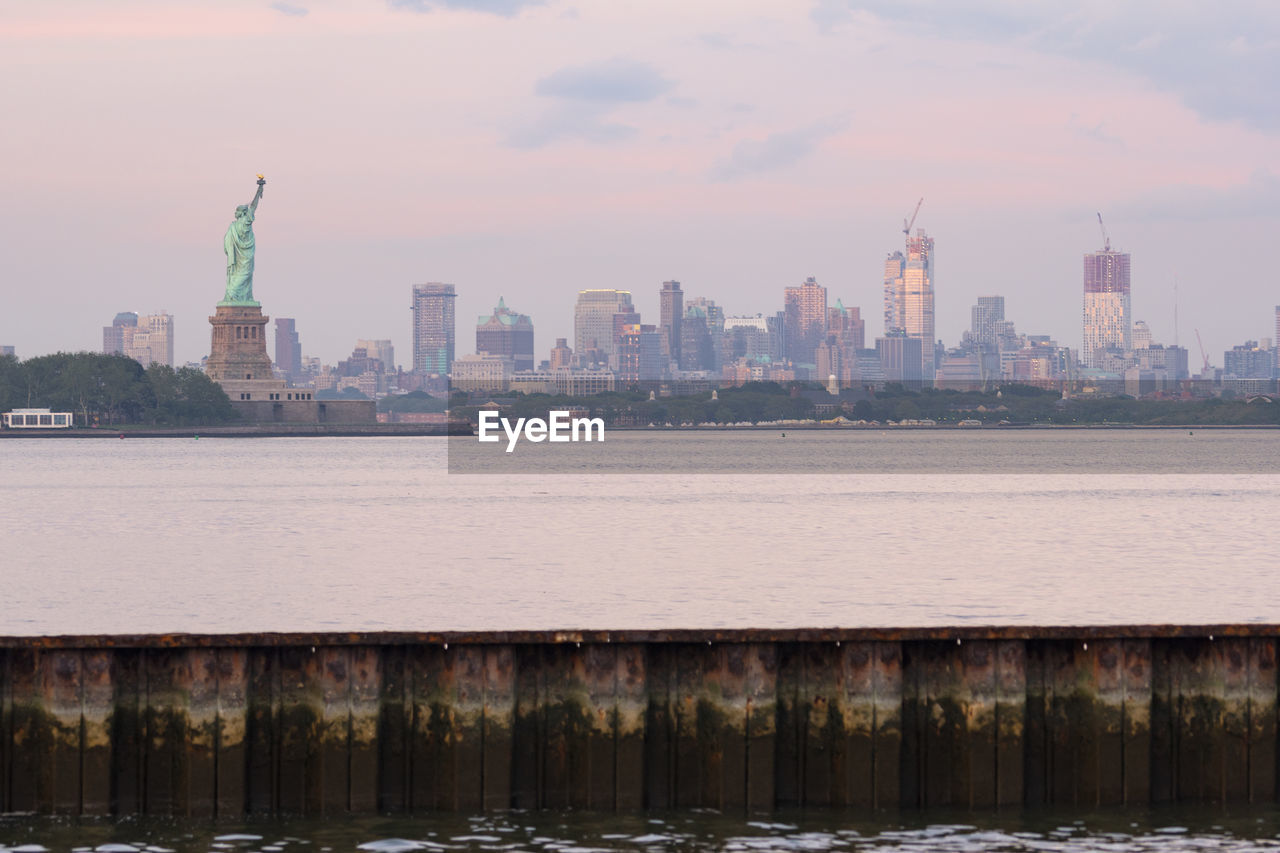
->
[205,303,375,424]
[206,305,287,401]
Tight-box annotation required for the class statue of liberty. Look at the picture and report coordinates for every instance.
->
[220,175,265,306]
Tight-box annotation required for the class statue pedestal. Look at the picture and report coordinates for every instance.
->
[207,304,284,401]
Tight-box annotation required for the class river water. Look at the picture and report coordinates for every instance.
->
[1,431,1278,635]
[3,431,1280,849]
[4,806,1280,852]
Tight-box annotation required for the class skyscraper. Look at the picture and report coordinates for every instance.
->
[476,297,534,371]
[573,289,634,361]
[103,312,138,356]
[659,281,683,366]
[1082,240,1131,367]
[357,339,395,372]
[549,338,573,370]
[274,318,302,382]
[104,311,173,367]
[883,230,936,380]
[970,296,1005,349]
[616,323,664,383]
[1274,306,1279,376]
[783,276,827,365]
[412,283,456,375]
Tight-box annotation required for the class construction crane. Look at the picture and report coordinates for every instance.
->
[1096,212,1111,251]
[1195,329,1211,375]
[902,197,924,237]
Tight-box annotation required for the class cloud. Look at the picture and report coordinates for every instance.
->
[505,59,673,148]
[710,120,845,181]
[388,0,544,17]
[1114,169,1280,222]
[534,58,671,104]
[814,1,1280,131]
[504,104,638,149]
[270,2,308,15]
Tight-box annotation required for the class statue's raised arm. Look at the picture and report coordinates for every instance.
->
[219,175,267,307]
[249,175,265,216]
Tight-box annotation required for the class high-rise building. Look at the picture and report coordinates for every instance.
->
[679,306,714,371]
[549,338,573,370]
[1274,307,1279,375]
[573,289,634,360]
[723,316,776,362]
[884,230,936,379]
[616,323,664,383]
[1083,239,1131,367]
[357,339,395,372]
[0,346,13,357]
[970,296,1005,349]
[828,300,865,352]
[412,283,456,375]
[783,276,827,365]
[104,311,173,367]
[103,312,138,356]
[876,331,924,388]
[1223,341,1273,379]
[685,296,723,333]
[475,297,534,371]
[659,281,683,366]
[275,318,302,382]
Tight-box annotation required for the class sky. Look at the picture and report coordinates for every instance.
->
[2,0,1278,368]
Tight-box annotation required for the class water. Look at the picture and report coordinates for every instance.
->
[1,431,1278,635]
[4,807,1280,853]
[3,431,1280,849]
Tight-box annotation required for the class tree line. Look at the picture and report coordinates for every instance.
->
[452,382,1280,427]
[0,352,238,426]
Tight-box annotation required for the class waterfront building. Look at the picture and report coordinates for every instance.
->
[659,281,683,366]
[450,353,513,392]
[475,297,534,371]
[783,276,827,365]
[508,367,616,396]
[274,318,302,382]
[574,289,634,361]
[1083,240,1131,367]
[883,230,936,381]
[411,283,456,375]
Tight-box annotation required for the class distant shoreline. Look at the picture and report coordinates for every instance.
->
[0,423,467,438]
[2,422,1277,438]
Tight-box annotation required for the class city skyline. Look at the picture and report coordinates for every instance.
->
[2,1,1277,366]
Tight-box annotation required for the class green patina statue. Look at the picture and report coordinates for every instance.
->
[219,176,266,306]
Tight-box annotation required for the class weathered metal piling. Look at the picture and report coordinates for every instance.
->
[0,627,1275,815]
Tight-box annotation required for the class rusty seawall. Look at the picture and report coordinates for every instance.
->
[0,627,1274,816]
